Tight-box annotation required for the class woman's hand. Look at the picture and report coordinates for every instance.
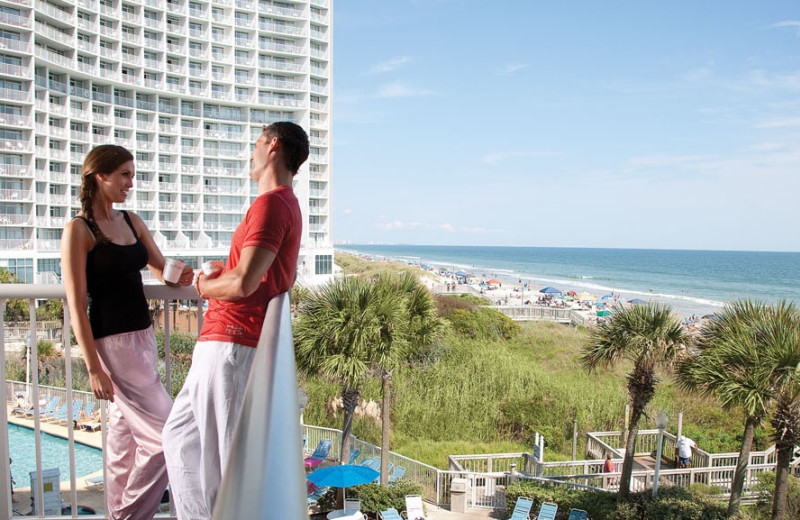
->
[88,367,115,402]
[177,265,194,286]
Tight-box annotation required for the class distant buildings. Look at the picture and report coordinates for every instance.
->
[0,0,333,286]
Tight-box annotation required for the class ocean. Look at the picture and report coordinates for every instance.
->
[337,245,800,316]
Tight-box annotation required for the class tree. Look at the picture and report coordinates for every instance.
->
[581,303,688,500]
[0,267,28,322]
[676,300,774,518]
[756,302,800,520]
[373,273,443,486]
[294,276,406,491]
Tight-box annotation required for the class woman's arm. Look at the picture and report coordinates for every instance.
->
[128,212,193,286]
[61,219,115,402]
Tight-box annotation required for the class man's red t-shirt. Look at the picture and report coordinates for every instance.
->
[199,185,301,347]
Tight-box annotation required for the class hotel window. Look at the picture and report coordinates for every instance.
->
[38,258,61,277]
[144,31,159,42]
[0,29,20,41]
[211,27,225,39]
[167,76,180,86]
[315,255,332,275]
[5,258,33,283]
[122,4,134,14]
[211,46,224,60]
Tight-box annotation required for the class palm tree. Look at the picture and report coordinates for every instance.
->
[581,303,688,500]
[373,273,443,486]
[676,300,774,518]
[756,302,800,520]
[294,276,407,472]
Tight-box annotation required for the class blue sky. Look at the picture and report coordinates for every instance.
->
[331,1,800,252]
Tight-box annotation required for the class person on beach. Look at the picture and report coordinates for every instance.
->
[162,122,307,520]
[61,145,194,520]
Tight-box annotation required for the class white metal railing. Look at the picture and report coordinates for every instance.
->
[0,283,204,519]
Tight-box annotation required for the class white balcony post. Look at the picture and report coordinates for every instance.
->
[0,300,11,519]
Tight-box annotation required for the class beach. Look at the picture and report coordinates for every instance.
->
[337,245,800,317]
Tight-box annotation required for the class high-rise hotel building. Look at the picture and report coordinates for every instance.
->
[0,0,333,286]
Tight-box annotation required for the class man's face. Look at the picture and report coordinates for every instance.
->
[250,134,270,180]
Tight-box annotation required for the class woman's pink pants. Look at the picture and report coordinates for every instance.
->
[96,326,172,520]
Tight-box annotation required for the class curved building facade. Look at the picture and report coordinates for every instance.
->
[0,0,333,286]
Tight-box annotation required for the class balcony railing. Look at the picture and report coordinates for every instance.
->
[0,285,308,519]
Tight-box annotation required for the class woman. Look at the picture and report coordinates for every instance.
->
[62,145,193,519]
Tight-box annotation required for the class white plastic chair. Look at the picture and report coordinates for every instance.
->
[344,498,361,514]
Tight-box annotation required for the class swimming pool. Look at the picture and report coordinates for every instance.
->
[8,423,103,489]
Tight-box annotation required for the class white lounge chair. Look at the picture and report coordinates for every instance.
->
[405,494,427,520]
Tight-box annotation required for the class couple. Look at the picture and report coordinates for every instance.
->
[62,122,309,520]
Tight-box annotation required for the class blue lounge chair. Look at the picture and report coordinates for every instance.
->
[509,496,533,520]
[535,502,558,520]
[52,400,83,423]
[24,396,59,418]
[304,439,332,469]
[348,449,361,464]
[306,482,329,504]
[567,509,588,520]
[44,402,68,422]
[379,509,403,520]
[389,466,406,484]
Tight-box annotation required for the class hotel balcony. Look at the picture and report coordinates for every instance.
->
[0,212,33,226]
[0,9,32,27]
[0,284,306,519]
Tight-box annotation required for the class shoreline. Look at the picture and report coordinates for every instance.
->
[337,248,723,317]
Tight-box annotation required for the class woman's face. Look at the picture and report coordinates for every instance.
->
[96,160,135,204]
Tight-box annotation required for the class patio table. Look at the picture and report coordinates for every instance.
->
[326,509,363,520]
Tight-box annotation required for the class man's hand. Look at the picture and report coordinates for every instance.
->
[195,269,222,299]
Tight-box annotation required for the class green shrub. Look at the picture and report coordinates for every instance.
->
[505,481,727,520]
[347,481,423,514]
[447,308,520,341]
[505,481,617,519]
[155,331,196,357]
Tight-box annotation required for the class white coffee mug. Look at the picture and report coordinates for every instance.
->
[163,258,185,284]
[202,260,223,275]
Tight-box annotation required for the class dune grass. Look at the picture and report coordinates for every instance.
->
[301,317,763,468]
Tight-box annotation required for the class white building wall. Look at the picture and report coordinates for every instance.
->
[0,0,333,287]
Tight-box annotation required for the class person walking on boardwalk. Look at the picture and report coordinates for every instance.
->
[162,122,308,520]
[61,145,194,520]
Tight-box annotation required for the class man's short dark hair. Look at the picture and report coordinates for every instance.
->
[262,122,310,175]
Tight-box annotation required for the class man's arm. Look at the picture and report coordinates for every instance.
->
[196,246,277,301]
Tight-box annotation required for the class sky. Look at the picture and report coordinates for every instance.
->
[330,1,800,252]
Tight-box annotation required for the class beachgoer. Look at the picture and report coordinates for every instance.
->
[603,453,615,473]
[61,144,194,520]
[162,122,308,520]
[676,435,697,468]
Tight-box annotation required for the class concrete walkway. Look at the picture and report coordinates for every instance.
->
[426,503,505,519]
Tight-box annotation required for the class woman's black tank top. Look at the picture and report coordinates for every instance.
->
[75,211,152,339]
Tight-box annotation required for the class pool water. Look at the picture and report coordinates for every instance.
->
[8,423,103,489]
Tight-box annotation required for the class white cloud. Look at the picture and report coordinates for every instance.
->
[755,117,800,128]
[374,82,435,98]
[749,142,786,152]
[377,219,505,234]
[481,151,559,164]
[499,63,529,75]
[366,56,412,75]
[772,20,800,28]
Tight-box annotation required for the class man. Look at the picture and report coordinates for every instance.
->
[676,435,697,468]
[162,122,308,519]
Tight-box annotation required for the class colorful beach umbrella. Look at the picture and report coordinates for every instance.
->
[539,287,561,294]
[486,279,502,285]
[597,310,612,317]
[577,291,595,301]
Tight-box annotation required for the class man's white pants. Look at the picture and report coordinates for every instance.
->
[162,340,256,520]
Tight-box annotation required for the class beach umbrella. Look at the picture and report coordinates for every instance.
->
[577,291,595,301]
[307,464,380,496]
[629,298,647,305]
[601,295,613,300]
[539,287,561,294]
[486,279,502,285]
[597,310,612,317]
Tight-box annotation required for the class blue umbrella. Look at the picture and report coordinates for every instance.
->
[539,287,561,294]
[307,464,380,489]
[601,295,613,300]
